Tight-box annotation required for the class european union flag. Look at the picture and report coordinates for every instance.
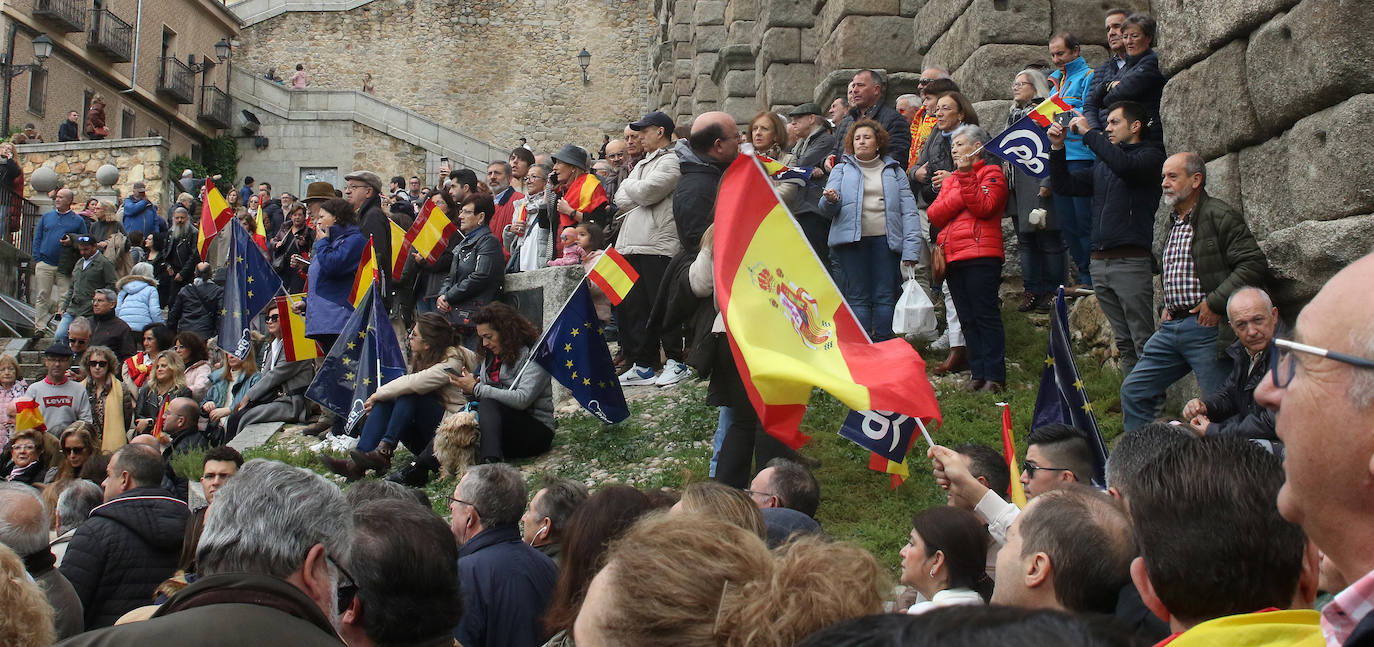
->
[986,113,1054,178]
[305,282,407,433]
[531,282,629,424]
[218,218,283,359]
[1032,288,1109,487]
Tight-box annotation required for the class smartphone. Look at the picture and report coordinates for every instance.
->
[1054,111,1074,127]
[443,366,462,376]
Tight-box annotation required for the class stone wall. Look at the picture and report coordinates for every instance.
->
[14,138,171,209]
[648,0,1374,308]
[232,0,656,155]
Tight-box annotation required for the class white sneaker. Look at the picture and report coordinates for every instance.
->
[930,332,950,352]
[654,359,692,387]
[619,364,657,386]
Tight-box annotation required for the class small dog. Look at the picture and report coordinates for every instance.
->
[432,410,480,479]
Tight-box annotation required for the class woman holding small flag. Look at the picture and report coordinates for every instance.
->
[1006,68,1066,313]
[132,350,192,436]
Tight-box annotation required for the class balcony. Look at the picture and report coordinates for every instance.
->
[87,8,132,62]
[198,85,231,128]
[33,0,86,32]
[157,56,195,104]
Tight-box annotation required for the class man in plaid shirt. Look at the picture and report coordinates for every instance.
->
[1119,152,1267,431]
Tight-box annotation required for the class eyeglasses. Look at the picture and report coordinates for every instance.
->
[1269,337,1374,389]
[11,444,36,451]
[1012,81,1031,88]
[326,556,359,615]
[918,78,934,86]
[448,496,479,516]
[88,360,108,367]
[61,446,88,455]
[1021,461,1071,479]
[743,489,777,501]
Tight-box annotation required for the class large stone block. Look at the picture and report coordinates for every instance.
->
[694,0,726,25]
[912,0,974,53]
[1050,0,1150,47]
[1154,0,1300,74]
[817,0,901,34]
[712,43,757,84]
[813,68,857,104]
[950,44,1046,102]
[696,75,723,103]
[1261,214,1374,305]
[693,53,721,79]
[759,0,814,28]
[694,25,727,52]
[886,71,925,99]
[670,22,692,42]
[723,96,762,124]
[726,0,759,23]
[972,100,1012,131]
[1236,136,1287,240]
[1247,0,1374,136]
[1079,45,1110,69]
[1159,40,1261,160]
[816,16,921,73]
[675,59,693,79]
[758,27,803,68]
[723,69,758,96]
[923,0,1050,69]
[899,0,925,17]
[727,19,757,45]
[674,0,695,23]
[1204,153,1242,209]
[760,63,819,106]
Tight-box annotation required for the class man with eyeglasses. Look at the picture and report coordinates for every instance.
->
[344,170,393,307]
[1119,152,1267,431]
[1253,252,1374,647]
[1181,286,1282,440]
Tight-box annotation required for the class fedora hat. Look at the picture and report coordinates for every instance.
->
[303,181,336,202]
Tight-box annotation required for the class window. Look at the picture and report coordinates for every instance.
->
[189,142,202,162]
[27,69,46,116]
[121,109,135,139]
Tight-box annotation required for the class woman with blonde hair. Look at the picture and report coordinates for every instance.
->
[573,514,886,647]
[672,481,766,540]
[0,544,56,647]
[201,343,260,427]
[0,354,29,446]
[132,350,191,436]
[44,421,96,484]
[80,345,132,451]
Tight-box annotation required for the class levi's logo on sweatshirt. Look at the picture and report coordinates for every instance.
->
[42,395,74,407]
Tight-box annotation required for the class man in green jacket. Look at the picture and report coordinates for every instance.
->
[56,236,117,344]
[1120,152,1268,431]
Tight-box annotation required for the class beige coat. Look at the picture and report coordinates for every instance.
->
[613,146,682,257]
[372,346,479,413]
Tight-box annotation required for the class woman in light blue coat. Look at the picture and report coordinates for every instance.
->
[820,119,922,340]
[115,262,163,331]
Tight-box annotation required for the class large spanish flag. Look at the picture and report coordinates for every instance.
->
[275,294,322,361]
[565,172,609,214]
[197,178,235,260]
[406,197,457,266]
[349,235,379,307]
[714,154,941,449]
[14,399,43,433]
[587,246,639,305]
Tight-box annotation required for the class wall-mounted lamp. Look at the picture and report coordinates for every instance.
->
[188,39,232,72]
[578,48,591,84]
[2,34,52,79]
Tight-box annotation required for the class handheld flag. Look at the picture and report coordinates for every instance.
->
[530,282,629,424]
[756,153,813,183]
[218,218,284,359]
[150,398,169,440]
[406,197,457,266]
[348,236,379,307]
[1028,95,1072,128]
[14,399,43,433]
[275,294,322,362]
[389,219,409,281]
[305,282,406,434]
[586,247,639,306]
[1032,288,1109,487]
[840,409,922,488]
[986,113,1055,178]
[999,402,1028,508]
[564,172,609,214]
[713,153,941,451]
[196,178,235,260]
[252,205,269,253]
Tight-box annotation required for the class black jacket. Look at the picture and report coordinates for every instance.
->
[1201,331,1282,441]
[59,486,190,628]
[58,120,80,142]
[453,525,557,647]
[1083,55,1124,130]
[58,572,345,646]
[169,279,224,340]
[789,127,837,217]
[1102,49,1165,142]
[357,194,392,300]
[672,143,729,254]
[831,102,912,170]
[168,230,199,282]
[261,199,285,239]
[1049,129,1165,253]
[90,311,135,361]
[441,225,504,311]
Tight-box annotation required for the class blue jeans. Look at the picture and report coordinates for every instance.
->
[1016,229,1067,294]
[1120,315,1234,431]
[416,296,438,315]
[1054,160,1094,286]
[356,393,446,453]
[831,236,902,340]
[945,258,1006,383]
[709,406,733,478]
[55,312,75,343]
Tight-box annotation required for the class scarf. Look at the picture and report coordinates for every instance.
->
[100,378,127,453]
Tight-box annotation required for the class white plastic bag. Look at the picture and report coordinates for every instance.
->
[892,265,937,339]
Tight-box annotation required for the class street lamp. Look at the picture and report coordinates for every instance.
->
[189,39,232,73]
[3,33,52,79]
[578,48,591,84]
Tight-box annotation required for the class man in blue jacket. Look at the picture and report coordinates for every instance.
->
[121,181,165,236]
[31,188,87,333]
[449,463,557,647]
[1048,33,1097,289]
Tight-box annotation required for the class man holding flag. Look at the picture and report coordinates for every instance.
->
[1047,33,1098,288]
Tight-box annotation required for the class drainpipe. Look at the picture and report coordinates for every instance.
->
[2,22,17,136]
[119,0,143,93]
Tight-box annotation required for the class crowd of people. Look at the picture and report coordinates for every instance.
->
[0,5,1370,646]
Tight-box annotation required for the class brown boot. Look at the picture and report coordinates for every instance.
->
[320,453,366,481]
[350,441,395,473]
[933,346,968,376]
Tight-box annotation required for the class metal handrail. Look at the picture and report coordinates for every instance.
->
[87,8,134,62]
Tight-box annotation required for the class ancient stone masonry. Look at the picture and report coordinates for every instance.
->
[16,139,170,208]
[646,0,1374,309]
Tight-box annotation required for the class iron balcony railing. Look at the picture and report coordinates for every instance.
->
[33,0,86,32]
[87,8,133,62]
[157,56,196,104]
[198,85,231,128]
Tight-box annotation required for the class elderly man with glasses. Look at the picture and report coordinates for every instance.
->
[1181,286,1283,440]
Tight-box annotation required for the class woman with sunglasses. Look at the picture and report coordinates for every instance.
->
[133,351,192,436]
[81,345,132,452]
[44,421,96,485]
[202,343,261,433]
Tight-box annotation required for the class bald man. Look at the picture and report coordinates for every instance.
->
[672,111,740,253]
[604,138,630,200]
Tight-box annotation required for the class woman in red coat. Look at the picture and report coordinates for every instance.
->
[927,125,1009,392]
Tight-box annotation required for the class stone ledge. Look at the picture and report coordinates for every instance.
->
[228,0,379,27]
[14,138,170,155]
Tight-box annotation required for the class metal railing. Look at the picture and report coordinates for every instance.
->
[87,8,133,62]
[0,194,39,303]
[157,56,196,104]
[199,85,231,128]
[33,0,86,32]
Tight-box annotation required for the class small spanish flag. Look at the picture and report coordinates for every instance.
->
[1000,402,1029,508]
[1028,95,1073,128]
[389,219,409,281]
[587,246,639,306]
[252,205,270,253]
[565,172,609,214]
[276,294,322,361]
[349,235,379,307]
[406,197,457,266]
[197,178,235,260]
[756,153,812,182]
[14,399,44,433]
[151,398,170,440]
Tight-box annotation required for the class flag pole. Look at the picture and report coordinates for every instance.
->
[508,270,594,386]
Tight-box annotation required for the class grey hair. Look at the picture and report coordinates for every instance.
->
[923,66,951,79]
[68,316,92,335]
[1181,152,1206,187]
[460,463,527,527]
[1225,286,1273,315]
[951,124,992,147]
[56,480,104,535]
[488,160,512,176]
[94,288,117,303]
[172,206,190,216]
[197,459,352,578]
[1016,68,1052,101]
[895,93,921,108]
[532,476,589,533]
[131,262,155,281]
[0,483,49,557]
